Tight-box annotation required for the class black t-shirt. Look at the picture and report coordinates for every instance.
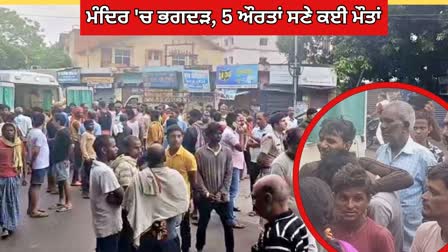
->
[183,126,198,154]
[53,128,72,163]
[46,120,58,140]
[98,110,112,131]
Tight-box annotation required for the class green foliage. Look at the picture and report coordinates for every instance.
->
[0,8,72,70]
[276,6,448,92]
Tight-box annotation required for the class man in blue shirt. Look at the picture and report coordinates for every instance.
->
[376,100,437,251]
[80,111,102,136]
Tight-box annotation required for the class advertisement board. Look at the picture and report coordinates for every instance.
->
[216,64,258,89]
[183,70,210,92]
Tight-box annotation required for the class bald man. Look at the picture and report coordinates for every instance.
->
[124,143,188,252]
[252,175,309,252]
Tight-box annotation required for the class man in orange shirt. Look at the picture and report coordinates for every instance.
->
[146,110,164,148]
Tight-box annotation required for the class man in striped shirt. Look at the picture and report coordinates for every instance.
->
[252,174,309,252]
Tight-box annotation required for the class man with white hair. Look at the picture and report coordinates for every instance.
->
[376,100,437,251]
[14,107,32,138]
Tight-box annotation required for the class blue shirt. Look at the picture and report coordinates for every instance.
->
[80,122,102,136]
[177,120,188,133]
[376,136,436,251]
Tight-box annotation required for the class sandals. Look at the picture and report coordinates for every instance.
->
[56,205,72,213]
[27,209,46,215]
[49,203,64,210]
[30,211,49,218]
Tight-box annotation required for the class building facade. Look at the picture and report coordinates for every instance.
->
[60,30,225,70]
[210,36,287,65]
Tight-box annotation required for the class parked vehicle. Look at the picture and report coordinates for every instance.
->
[66,86,94,108]
[0,71,63,111]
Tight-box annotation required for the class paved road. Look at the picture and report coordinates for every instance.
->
[0,177,260,252]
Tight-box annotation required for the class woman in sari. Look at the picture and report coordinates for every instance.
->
[0,123,26,239]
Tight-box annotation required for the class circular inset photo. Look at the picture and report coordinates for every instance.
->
[294,83,448,252]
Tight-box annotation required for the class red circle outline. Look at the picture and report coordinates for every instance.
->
[293,82,448,252]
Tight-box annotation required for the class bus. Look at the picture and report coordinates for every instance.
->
[0,71,63,111]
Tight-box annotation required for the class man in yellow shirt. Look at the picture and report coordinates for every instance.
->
[165,124,197,252]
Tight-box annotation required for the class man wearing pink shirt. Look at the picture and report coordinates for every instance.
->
[221,112,246,229]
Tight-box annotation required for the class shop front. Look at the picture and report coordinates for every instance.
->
[81,68,115,104]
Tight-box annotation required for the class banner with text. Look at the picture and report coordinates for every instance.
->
[216,64,259,89]
[183,70,211,93]
[80,0,388,35]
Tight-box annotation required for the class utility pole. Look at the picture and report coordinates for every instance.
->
[293,36,298,110]
[289,36,301,113]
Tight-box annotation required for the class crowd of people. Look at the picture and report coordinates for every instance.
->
[0,100,317,252]
[1,92,446,252]
[300,98,448,252]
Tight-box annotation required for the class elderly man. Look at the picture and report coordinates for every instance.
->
[124,144,189,252]
[14,107,32,138]
[376,101,437,251]
[251,175,309,252]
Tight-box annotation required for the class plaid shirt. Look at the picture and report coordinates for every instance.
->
[376,137,437,251]
[427,141,445,163]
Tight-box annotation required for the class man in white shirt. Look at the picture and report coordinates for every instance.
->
[247,112,272,217]
[14,107,32,138]
[411,163,448,252]
[26,112,50,218]
[286,107,298,129]
[91,135,124,252]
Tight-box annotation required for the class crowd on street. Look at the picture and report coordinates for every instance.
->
[0,92,447,252]
[0,101,315,252]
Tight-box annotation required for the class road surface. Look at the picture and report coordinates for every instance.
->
[0,177,260,252]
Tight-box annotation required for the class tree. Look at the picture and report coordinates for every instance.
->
[276,6,448,92]
[0,8,72,69]
[33,46,72,68]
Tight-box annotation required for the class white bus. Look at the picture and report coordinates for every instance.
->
[0,71,64,111]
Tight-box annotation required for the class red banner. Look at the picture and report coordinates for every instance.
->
[80,0,388,35]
